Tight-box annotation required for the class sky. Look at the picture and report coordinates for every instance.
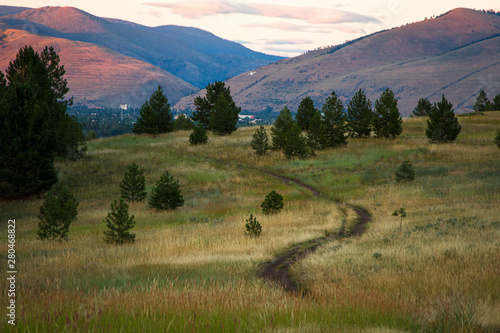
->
[3,0,500,57]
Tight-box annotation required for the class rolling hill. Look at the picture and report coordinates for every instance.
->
[0,29,197,107]
[175,8,500,115]
[0,6,282,89]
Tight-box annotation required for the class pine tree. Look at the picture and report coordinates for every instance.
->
[173,114,194,131]
[271,106,294,150]
[37,188,79,241]
[473,90,490,112]
[209,94,238,135]
[149,171,184,210]
[261,190,284,215]
[372,88,403,139]
[306,111,326,150]
[283,123,314,159]
[492,94,500,111]
[133,86,173,135]
[189,123,209,145]
[296,96,317,130]
[346,89,373,138]
[120,163,147,202]
[103,199,135,244]
[251,126,270,156]
[321,91,347,148]
[426,95,461,143]
[244,214,262,237]
[494,131,500,149]
[192,81,240,130]
[395,161,415,182]
[411,98,432,117]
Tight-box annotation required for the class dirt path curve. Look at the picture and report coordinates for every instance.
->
[258,170,371,294]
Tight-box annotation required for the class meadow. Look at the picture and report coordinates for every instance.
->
[1,112,499,332]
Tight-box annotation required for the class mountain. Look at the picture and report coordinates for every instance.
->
[0,5,30,17]
[175,8,500,115]
[0,29,197,107]
[0,6,282,88]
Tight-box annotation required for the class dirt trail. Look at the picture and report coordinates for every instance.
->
[258,171,371,293]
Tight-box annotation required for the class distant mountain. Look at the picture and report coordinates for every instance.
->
[0,29,197,107]
[0,5,30,17]
[175,8,500,115]
[0,6,282,88]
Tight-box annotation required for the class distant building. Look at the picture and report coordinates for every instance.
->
[239,115,255,120]
[120,104,128,110]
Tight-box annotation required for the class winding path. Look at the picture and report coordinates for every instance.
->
[258,171,372,293]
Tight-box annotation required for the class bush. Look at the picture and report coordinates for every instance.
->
[120,163,147,202]
[149,171,184,210]
[244,214,262,237]
[251,125,270,156]
[37,188,79,241]
[103,199,135,244]
[395,161,415,182]
[261,190,284,215]
[189,123,208,145]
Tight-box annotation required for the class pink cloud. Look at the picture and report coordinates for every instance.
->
[145,1,377,24]
[263,39,313,45]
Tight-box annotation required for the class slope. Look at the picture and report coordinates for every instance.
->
[0,29,197,107]
[175,8,500,115]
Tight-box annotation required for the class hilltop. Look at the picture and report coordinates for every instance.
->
[175,8,500,115]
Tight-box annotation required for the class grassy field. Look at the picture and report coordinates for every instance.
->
[1,112,499,332]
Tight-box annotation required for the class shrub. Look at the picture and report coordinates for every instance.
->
[261,190,284,215]
[395,161,415,182]
[37,188,79,241]
[173,114,194,131]
[189,123,208,145]
[149,171,184,210]
[120,163,147,202]
[244,214,262,237]
[251,125,270,156]
[103,199,135,244]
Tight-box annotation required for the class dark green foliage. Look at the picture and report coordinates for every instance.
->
[244,214,262,237]
[372,88,403,138]
[261,190,284,215]
[296,96,318,130]
[494,131,500,149]
[411,98,432,117]
[321,91,347,148]
[283,123,315,159]
[395,161,415,182]
[251,126,270,156]
[0,46,85,199]
[133,86,173,135]
[149,171,184,210]
[189,123,209,145]
[173,114,194,131]
[392,208,407,232]
[209,94,238,135]
[120,163,147,202]
[492,94,500,111]
[192,81,240,130]
[306,111,326,150]
[271,106,294,150]
[473,90,490,112]
[86,130,98,141]
[425,95,461,143]
[37,188,79,241]
[103,199,136,244]
[347,89,373,138]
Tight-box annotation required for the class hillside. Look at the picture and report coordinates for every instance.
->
[0,29,197,107]
[0,6,282,88]
[175,8,500,115]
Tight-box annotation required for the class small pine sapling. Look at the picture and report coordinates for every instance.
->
[392,208,407,232]
[244,214,262,237]
[395,161,415,182]
[149,171,184,210]
[103,199,136,244]
[495,131,500,149]
[189,123,208,145]
[37,188,79,241]
[120,163,147,202]
[251,125,270,156]
[261,190,284,215]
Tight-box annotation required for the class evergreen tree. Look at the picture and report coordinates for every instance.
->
[261,190,284,215]
[283,123,314,159]
[306,111,326,150]
[492,94,500,111]
[372,88,403,138]
[149,171,184,210]
[120,163,147,203]
[426,95,461,143]
[173,114,194,131]
[395,161,415,182]
[270,106,294,150]
[0,46,84,199]
[189,123,209,145]
[192,81,240,130]
[244,214,262,237]
[37,188,79,241]
[209,94,238,135]
[103,199,135,244]
[346,89,373,138]
[321,91,347,148]
[133,86,173,135]
[411,98,432,117]
[494,131,500,149]
[473,90,490,112]
[251,126,270,156]
[296,96,317,130]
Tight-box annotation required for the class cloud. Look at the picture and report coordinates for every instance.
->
[145,1,378,24]
[263,39,313,45]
